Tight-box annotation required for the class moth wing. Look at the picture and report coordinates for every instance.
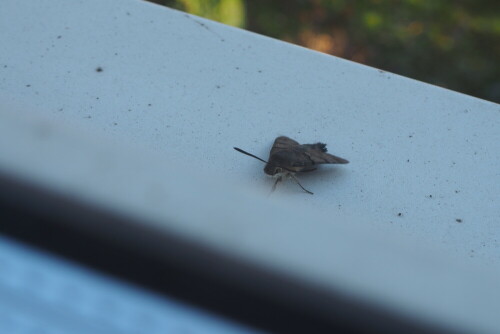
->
[288,145,349,169]
[268,137,310,173]
[269,136,300,157]
[268,137,348,173]
[303,148,349,164]
[269,149,314,173]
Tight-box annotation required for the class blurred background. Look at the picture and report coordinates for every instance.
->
[148,0,500,104]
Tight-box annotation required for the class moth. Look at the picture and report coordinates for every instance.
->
[234,136,349,194]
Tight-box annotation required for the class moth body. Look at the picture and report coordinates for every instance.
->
[264,136,348,174]
[234,136,348,194]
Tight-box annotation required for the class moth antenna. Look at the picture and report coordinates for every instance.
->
[290,174,314,195]
[234,147,297,174]
[233,147,268,164]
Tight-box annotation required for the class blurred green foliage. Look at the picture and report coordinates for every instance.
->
[173,0,245,27]
[151,0,500,103]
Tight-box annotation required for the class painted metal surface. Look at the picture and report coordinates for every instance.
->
[1,0,499,332]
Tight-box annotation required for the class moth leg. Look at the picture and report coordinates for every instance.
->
[290,174,314,195]
[270,176,282,194]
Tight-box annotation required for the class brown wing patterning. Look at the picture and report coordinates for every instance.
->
[237,136,349,194]
[303,146,349,164]
[270,136,349,166]
[269,136,300,157]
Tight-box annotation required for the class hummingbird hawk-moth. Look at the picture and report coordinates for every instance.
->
[234,136,349,195]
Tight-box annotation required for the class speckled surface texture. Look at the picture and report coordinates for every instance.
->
[1,0,500,332]
[1,0,498,264]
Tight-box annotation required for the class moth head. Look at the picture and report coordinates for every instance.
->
[233,147,289,176]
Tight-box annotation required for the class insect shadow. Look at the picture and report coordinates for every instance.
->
[234,136,349,195]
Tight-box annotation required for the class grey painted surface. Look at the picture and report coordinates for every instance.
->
[1,0,500,332]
